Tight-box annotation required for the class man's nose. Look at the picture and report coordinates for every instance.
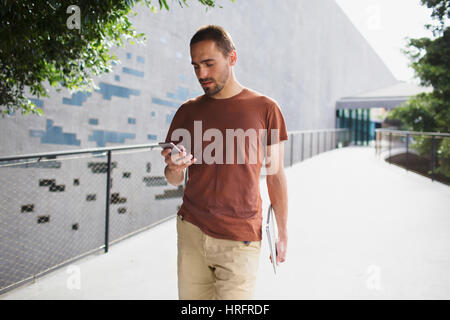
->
[197,66,208,80]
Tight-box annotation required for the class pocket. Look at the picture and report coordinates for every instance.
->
[233,240,261,257]
[248,240,261,250]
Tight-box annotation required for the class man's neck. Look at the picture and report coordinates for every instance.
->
[209,78,244,99]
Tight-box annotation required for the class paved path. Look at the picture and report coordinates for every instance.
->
[2,146,449,299]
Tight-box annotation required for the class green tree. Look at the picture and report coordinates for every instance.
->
[0,0,227,115]
[388,0,449,132]
[386,0,449,178]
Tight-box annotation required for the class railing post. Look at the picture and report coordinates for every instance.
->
[333,130,336,149]
[104,150,112,253]
[365,109,369,146]
[375,130,379,156]
[355,109,359,146]
[331,130,334,149]
[388,132,392,164]
[431,135,435,182]
[301,132,304,161]
[318,131,321,155]
[406,133,409,171]
[290,133,294,166]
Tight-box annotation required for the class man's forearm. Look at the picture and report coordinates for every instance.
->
[266,171,288,239]
[164,165,185,186]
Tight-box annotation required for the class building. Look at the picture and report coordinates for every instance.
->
[336,82,433,145]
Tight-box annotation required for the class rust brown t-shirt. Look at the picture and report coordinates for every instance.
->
[164,87,288,241]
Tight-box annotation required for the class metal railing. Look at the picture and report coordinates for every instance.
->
[375,129,450,185]
[0,128,350,294]
[0,143,182,294]
[281,129,351,169]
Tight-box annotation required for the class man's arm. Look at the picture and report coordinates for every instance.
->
[164,165,186,186]
[265,141,288,265]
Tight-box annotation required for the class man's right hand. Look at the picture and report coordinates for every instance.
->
[161,144,197,173]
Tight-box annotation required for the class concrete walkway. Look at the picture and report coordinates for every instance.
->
[2,146,449,300]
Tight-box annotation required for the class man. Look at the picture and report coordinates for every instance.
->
[161,25,288,300]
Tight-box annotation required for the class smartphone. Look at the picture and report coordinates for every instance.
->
[158,142,182,154]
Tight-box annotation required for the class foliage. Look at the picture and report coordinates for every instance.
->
[407,134,450,178]
[403,28,450,101]
[388,0,449,130]
[387,93,449,133]
[419,0,450,35]
[385,0,450,178]
[0,0,227,116]
[436,137,450,177]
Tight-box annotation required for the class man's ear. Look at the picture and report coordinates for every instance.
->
[229,50,237,66]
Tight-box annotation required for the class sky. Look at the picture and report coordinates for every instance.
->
[334,0,436,83]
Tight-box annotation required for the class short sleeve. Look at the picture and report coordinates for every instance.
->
[266,102,288,145]
[164,106,185,145]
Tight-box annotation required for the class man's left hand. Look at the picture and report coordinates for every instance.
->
[275,238,287,265]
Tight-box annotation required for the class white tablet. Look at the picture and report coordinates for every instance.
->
[265,204,277,275]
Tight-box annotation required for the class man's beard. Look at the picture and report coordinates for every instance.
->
[201,67,230,97]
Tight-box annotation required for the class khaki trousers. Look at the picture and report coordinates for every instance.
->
[177,215,261,300]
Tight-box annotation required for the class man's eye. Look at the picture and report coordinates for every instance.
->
[206,64,213,67]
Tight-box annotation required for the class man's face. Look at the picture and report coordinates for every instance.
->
[190,40,232,97]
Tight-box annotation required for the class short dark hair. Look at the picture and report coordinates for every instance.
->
[190,25,235,57]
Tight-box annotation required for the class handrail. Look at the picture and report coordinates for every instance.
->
[375,128,449,185]
[375,128,450,137]
[0,128,349,162]
[0,143,160,162]
[287,128,348,135]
